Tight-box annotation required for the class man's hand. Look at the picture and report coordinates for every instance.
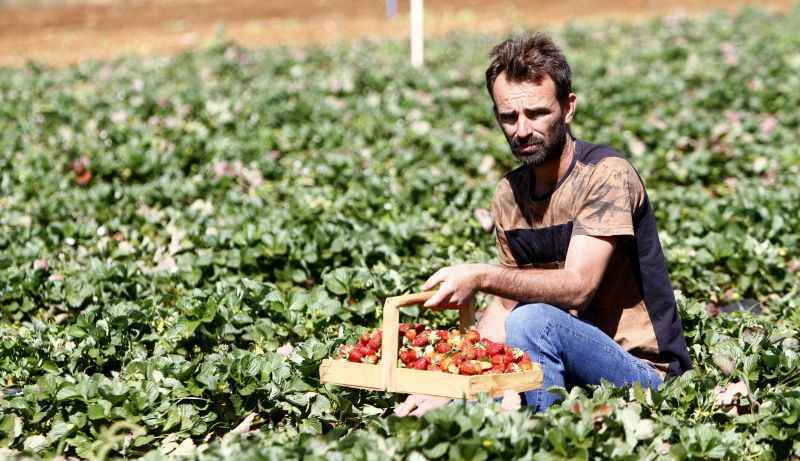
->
[394,394,453,417]
[422,263,493,309]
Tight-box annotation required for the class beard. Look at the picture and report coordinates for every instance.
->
[508,117,568,167]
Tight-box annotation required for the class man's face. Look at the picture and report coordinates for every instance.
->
[492,72,570,166]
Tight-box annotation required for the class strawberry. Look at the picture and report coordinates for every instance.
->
[439,356,453,372]
[412,334,428,347]
[491,354,506,367]
[399,348,417,365]
[413,358,429,370]
[519,359,533,371]
[435,342,450,353]
[368,337,381,351]
[364,354,378,364]
[474,348,487,359]
[466,330,480,343]
[487,342,504,356]
[348,350,364,362]
[461,345,476,360]
[405,329,417,341]
[459,360,481,375]
[415,323,426,333]
[436,330,449,341]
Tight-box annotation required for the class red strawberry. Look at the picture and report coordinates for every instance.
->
[435,342,450,353]
[487,342,504,356]
[360,331,371,345]
[368,337,381,351]
[436,330,449,341]
[415,324,426,333]
[356,345,370,357]
[412,334,428,347]
[399,348,418,365]
[399,323,410,334]
[348,350,364,362]
[413,358,429,370]
[459,360,481,375]
[474,348,487,359]
[491,354,506,367]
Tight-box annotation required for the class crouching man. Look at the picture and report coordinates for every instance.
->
[396,33,691,417]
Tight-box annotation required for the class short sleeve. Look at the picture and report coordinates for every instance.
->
[572,158,643,237]
[490,185,519,268]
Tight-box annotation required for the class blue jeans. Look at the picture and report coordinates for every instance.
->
[505,303,662,412]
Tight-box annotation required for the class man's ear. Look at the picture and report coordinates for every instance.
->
[563,93,577,124]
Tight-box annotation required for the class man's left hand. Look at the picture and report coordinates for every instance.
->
[422,263,493,309]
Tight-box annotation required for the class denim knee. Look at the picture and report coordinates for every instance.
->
[505,303,563,348]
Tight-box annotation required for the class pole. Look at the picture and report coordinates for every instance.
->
[410,0,424,68]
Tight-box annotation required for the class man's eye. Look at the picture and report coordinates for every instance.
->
[500,114,517,124]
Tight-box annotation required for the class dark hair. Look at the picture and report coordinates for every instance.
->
[485,33,572,104]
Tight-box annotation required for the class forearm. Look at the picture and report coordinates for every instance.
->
[479,264,591,310]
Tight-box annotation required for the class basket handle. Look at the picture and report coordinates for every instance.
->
[381,290,475,392]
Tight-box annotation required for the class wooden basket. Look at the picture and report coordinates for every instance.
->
[319,291,542,399]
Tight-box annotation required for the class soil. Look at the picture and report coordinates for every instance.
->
[1,0,796,67]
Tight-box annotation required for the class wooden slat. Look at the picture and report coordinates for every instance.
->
[319,359,383,390]
[392,367,473,398]
[467,368,543,399]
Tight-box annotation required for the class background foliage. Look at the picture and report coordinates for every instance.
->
[1,6,799,460]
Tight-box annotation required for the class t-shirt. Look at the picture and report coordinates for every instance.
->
[491,139,691,377]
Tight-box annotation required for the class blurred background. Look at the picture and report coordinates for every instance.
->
[1,0,795,67]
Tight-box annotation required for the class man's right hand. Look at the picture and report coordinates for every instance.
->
[394,394,453,417]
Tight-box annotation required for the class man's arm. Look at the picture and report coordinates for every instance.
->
[422,234,617,311]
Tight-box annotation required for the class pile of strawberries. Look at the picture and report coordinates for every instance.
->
[335,323,533,375]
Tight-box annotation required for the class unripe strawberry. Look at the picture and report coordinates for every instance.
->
[466,330,480,343]
[461,345,476,360]
[364,354,378,364]
[519,359,533,371]
[405,329,417,341]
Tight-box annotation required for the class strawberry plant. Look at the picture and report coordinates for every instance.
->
[1,6,799,460]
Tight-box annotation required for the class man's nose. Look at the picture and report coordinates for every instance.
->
[515,115,533,139]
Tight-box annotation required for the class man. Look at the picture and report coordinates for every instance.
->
[396,33,691,417]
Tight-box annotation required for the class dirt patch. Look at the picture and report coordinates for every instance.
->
[1,0,796,67]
